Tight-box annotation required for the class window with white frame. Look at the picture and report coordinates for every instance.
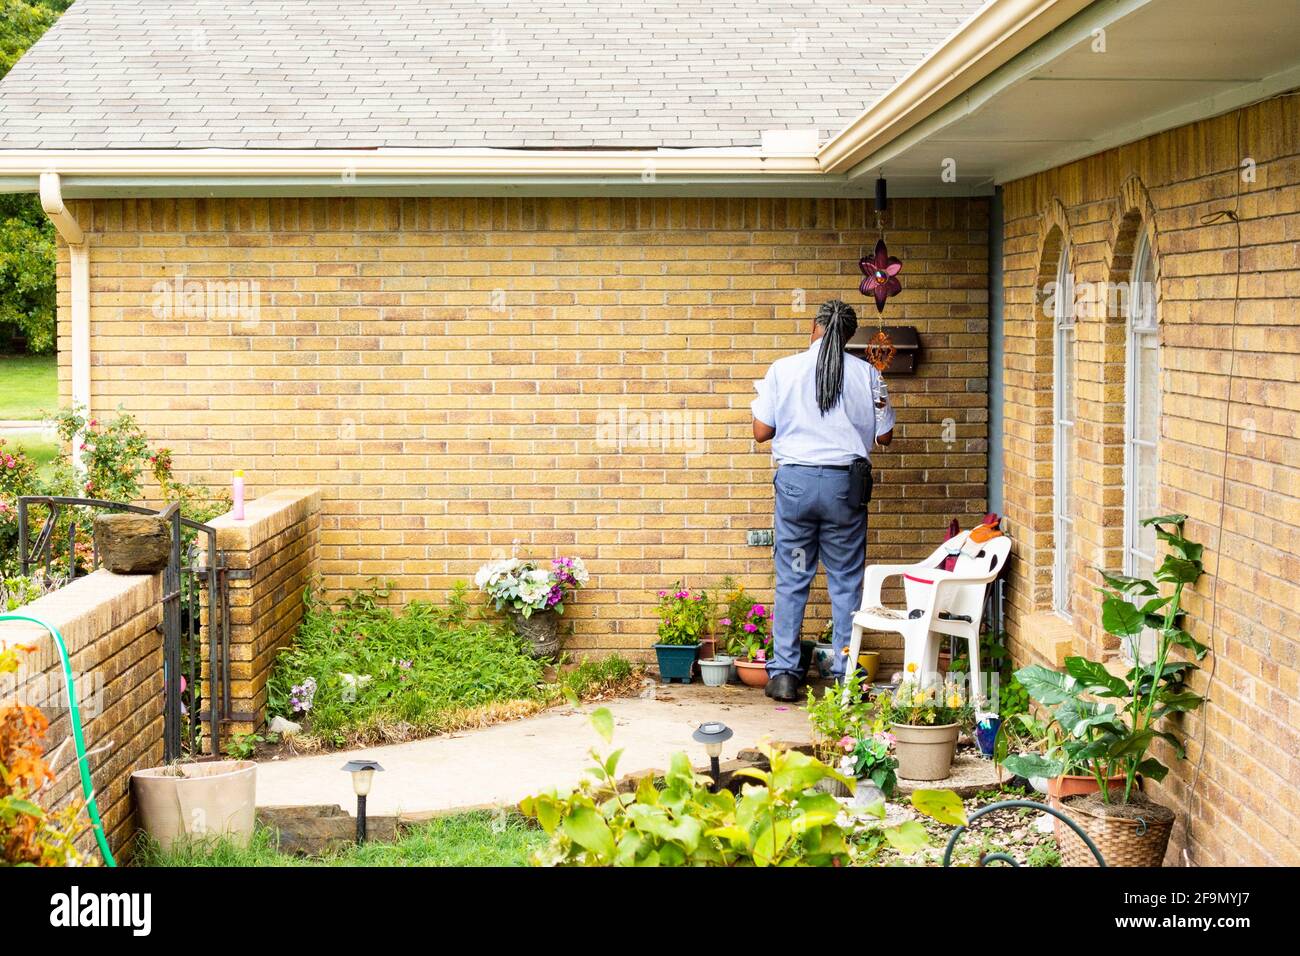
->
[1123,232,1160,658]
[1052,247,1075,617]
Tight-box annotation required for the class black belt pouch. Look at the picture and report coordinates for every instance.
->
[848,457,873,509]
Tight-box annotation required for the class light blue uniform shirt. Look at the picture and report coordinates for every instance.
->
[751,343,895,466]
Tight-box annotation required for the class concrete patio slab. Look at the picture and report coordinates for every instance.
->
[255,682,813,818]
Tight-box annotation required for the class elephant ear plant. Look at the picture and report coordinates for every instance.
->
[1004,514,1207,804]
[520,707,965,866]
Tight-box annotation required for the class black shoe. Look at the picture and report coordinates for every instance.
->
[765,673,799,702]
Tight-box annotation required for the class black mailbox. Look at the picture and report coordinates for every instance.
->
[846,326,921,374]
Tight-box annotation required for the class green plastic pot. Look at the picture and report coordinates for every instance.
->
[654,643,699,684]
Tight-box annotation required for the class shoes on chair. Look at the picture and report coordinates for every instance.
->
[765,673,800,702]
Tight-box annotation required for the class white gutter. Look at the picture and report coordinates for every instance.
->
[38,172,89,472]
[818,0,1092,175]
[0,147,821,179]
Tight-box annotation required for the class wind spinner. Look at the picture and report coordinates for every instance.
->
[858,176,903,371]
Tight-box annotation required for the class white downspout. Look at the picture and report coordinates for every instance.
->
[38,172,89,473]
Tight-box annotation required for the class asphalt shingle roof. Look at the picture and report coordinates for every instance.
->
[0,0,986,150]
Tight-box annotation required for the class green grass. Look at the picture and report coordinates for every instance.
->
[4,429,59,482]
[136,811,545,867]
[0,354,57,420]
[556,654,635,698]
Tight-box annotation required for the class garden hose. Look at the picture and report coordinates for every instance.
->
[0,612,116,867]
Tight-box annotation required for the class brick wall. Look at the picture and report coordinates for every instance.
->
[0,570,163,859]
[56,196,989,666]
[1001,92,1300,865]
[200,488,321,736]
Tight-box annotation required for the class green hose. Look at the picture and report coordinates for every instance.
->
[0,611,116,867]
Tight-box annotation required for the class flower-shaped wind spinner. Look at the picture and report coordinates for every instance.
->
[859,238,903,314]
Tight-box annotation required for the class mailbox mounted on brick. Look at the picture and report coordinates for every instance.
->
[847,326,920,374]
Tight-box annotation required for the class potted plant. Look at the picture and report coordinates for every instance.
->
[843,732,899,805]
[883,671,972,781]
[653,584,708,683]
[804,673,899,803]
[1002,514,1208,867]
[730,604,772,688]
[475,555,589,658]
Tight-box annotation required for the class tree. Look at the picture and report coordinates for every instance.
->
[0,1,73,354]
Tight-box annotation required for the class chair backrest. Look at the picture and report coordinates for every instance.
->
[943,535,1012,622]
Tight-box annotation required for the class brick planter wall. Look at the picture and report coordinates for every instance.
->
[201,488,321,737]
[0,570,163,859]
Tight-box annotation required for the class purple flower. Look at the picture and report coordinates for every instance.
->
[719,618,732,627]
[750,604,766,618]
[744,622,757,633]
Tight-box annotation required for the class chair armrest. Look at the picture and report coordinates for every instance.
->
[862,563,920,610]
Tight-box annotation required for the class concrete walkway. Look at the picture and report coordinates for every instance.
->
[255,683,812,818]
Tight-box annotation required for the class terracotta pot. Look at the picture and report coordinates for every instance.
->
[734,659,770,688]
[1047,773,1129,842]
[892,722,960,781]
[131,760,257,853]
[698,636,716,661]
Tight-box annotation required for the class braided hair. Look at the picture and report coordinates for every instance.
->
[814,299,859,415]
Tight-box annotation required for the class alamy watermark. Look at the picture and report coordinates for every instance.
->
[1042,275,1156,320]
[151,271,261,326]
[595,407,706,455]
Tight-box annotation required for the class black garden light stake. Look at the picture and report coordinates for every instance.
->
[341,759,384,843]
[692,721,733,792]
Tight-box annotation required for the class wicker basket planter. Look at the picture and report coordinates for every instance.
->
[510,609,561,659]
[1059,792,1175,867]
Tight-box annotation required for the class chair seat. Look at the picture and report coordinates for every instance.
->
[854,605,910,625]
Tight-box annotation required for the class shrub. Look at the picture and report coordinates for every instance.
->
[0,643,91,866]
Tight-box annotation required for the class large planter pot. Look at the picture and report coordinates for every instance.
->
[131,760,257,853]
[654,643,698,684]
[892,722,960,781]
[734,659,770,688]
[1059,793,1175,867]
[511,609,561,659]
[698,658,730,687]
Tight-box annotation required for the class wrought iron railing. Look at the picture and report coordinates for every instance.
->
[16,495,230,759]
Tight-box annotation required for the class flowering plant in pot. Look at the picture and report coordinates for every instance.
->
[883,672,972,781]
[475,555,589,658]
[1004,514,1207,866]
[842,732,899,804]
[729,605,772,688]
[653,584,709,684]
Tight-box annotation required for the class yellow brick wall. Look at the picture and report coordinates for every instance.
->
[1001,92,1300,865]
[0,570,164,859]
[56,197,989,667]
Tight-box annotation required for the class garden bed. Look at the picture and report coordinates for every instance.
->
[262,583,644,752]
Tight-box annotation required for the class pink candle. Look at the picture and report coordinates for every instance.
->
[232,469,245,520]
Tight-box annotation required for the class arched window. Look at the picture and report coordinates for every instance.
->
[1052,246,1075,618]
[1124,232,1160,581]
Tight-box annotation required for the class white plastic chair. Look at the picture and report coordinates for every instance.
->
[844,530,1010,706]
